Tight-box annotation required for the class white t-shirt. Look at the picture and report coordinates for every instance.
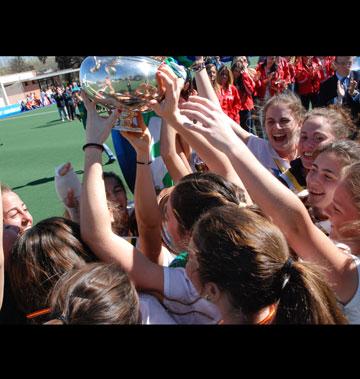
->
[342,255,360,324]
[139,293,177,324]
[247,135,290,178]
[162,267,222,324]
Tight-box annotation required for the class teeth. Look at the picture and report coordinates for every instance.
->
[273,134,286,137]
[310,191,324,196]
[304,152,312,157]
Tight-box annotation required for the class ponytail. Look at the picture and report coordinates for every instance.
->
[275,260,348,324]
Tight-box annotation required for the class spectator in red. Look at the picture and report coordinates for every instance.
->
[283,56,297,92]
[231,58,255,131]
[294,56,322,110]
[254,56,288,102]
[214,65,241,123]
[316,56,336,83]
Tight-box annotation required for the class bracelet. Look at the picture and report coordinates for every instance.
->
[82,143,104,152]
[136,160,153,165]
[189,61,206,73]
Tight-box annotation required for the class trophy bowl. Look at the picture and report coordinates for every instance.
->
[79,56,165,132]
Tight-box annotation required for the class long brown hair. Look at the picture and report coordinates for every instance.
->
[191,205,347,324]
[49,262,141,324]
[9,217,97,316]
[170,172,246,241]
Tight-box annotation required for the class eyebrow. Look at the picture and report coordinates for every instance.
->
[5,203,26,215]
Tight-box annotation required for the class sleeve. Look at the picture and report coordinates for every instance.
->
[163,267,221,324]
[242,72,255,95]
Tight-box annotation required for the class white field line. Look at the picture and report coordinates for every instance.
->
[0,109,58,122]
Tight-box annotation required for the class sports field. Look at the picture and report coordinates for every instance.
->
[0,105,131,223]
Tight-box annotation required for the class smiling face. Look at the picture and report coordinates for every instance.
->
[299,116,337,170]
[2,191,33,234]
[264,103,301,159]
[306,152,345,209]
[104,177,127,210]
[206,65,217,84]
[324,180,360,233]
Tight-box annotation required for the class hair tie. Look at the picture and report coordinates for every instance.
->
[281,257,294,290]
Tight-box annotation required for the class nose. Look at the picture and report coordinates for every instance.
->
[20,212,33,230]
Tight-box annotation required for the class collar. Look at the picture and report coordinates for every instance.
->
[336,72,350,81]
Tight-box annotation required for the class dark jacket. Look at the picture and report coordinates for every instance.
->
[318,70,360,120]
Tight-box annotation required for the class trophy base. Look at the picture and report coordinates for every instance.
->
[113,125,143,133]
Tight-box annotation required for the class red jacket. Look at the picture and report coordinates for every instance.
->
[295,57,322,95]
[234,71,255,111]
[216,84,241,123]
[255,62,288,100]
[315,56,335,83]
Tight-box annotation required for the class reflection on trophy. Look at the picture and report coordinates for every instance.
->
[80,56,168,132]
[80,56,187,132]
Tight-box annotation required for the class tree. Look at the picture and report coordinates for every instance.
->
[55,56,86,70]
[8,57,34,74]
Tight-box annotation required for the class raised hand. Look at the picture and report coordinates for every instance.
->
[120,112,152,156]
[149,63,185,124]
[349,79,358,96]
[337,80,345,99]
[82,90,120,144]
[179,95,239,152]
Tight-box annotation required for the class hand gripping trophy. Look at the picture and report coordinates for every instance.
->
[79,56,187,132]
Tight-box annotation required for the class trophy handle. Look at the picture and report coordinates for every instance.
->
[113,109,142,133]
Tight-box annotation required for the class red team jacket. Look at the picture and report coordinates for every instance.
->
[254,61,288,100]
[295,57,322,95]
[315,56,335,83]
[235,71,255,111]
[217,84,241,123]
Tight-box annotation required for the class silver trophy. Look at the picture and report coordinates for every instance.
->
[79,56,186,132]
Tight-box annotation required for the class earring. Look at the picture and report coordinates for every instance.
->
[204,294,212,302]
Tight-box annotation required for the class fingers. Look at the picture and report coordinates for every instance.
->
[180,108,210,126]
[81,90,93,111]
[187,95,221,111]
[135,112,146,132]
[180,97,216,119]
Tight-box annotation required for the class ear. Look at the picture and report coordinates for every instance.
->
[203,282,221,303]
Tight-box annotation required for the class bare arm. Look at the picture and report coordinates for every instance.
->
[178,96,358,304]
[0,185,4,310]
[80,92,163,292]
[152,63,253,205]
[160,118,192,184]
[120,115,164,265]
[194,57,252,143]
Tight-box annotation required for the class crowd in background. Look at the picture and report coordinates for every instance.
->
[1,55,360,325]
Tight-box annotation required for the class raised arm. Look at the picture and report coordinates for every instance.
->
[152,63,253,204]
[80,92,163,292]
[178,96,357,304]
[193,56,252,143]
[120,114,164,265]
[160,118,192,184]
[0,185,4,310]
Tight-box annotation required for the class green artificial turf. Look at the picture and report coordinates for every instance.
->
[0,105,132,223]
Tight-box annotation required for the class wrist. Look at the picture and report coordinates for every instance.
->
[137,151,151,163]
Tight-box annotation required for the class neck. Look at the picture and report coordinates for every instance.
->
[277,145,298,162]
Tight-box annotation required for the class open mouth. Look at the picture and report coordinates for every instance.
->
[302,152,313,158]
[272,134,287,143]
[309,190,325,197]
